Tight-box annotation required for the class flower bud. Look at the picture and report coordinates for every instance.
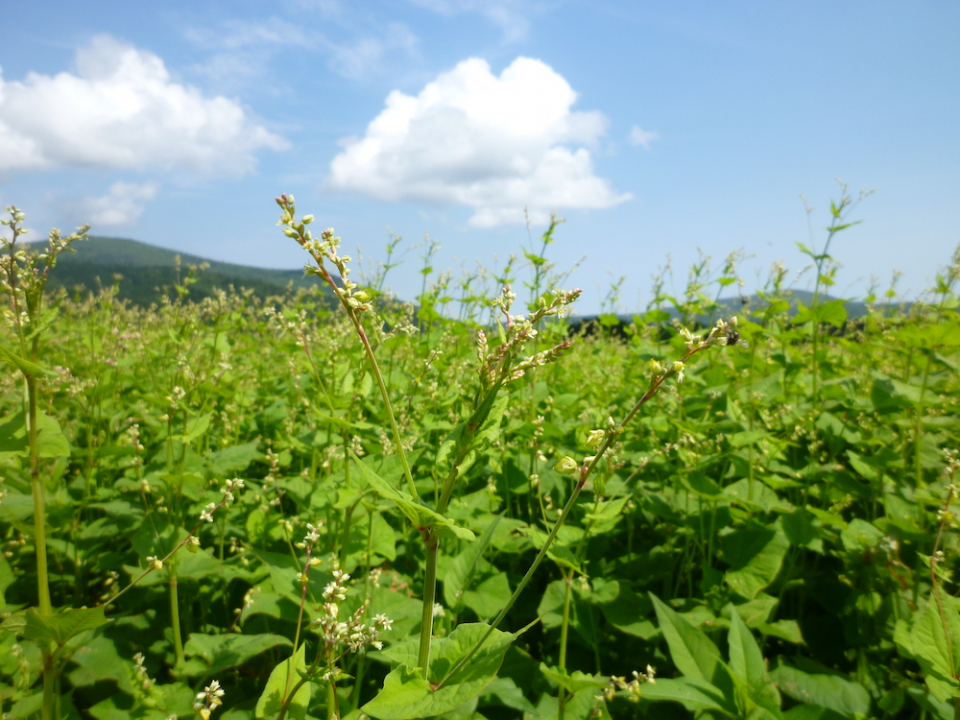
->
[302,214,314,225]
[586,429,606,448]
[555,456,580,476]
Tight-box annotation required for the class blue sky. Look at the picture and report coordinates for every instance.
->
[2,1,958,314]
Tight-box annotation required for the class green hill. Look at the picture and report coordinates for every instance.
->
[29,236,334,306]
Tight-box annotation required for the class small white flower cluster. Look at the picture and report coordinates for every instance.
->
[679,316,743,355]
[323,569,350,602]
[1,206,88,309]
[276,194,371,314]
[310,570,394,655]
[598,665,656,703]
[167,385,186,410]
[200,478,244,523]
[99,570,120,603]
[193,679,225,720]
[132,652,155,691]
[297,522,323,549]
[475,285,581,391]
[294,522,326,584]
[555,416,625,479]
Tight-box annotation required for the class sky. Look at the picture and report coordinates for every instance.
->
[1,1,958,315]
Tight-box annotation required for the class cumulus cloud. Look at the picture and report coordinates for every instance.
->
[327,57,631,227]
[76,181,160,227]
[629,125,659,150]
[0,35,288,175]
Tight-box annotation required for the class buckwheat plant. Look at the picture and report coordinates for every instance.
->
[277,194,743,718]
[270,522,392,720]
[0,206,88,720]
[436,317,745,691]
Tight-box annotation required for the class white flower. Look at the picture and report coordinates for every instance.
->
[200,502,217,523]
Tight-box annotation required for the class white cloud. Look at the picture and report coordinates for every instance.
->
[327,57,631,227]
[0,35,288,175]
[408,0,531,42]
[77,181,160,227]
[629,125,659,150]
[187,16,417,84]
[326,23,419,81]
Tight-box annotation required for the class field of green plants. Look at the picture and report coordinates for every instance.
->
[2,190,960,720]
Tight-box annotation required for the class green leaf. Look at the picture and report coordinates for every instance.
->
[0,554,14,607]
[641,677,734,715]
[756,620,804,645]
[443,515,502,610]
[910,598,960,702]
[175,412,212,443]
[728,606,766,687]
[728,430,767,448]
[728,607,781,714]
[183,632,292,677]
[0,410,70,459]
[7,692,45,720]
[522,527,582,573]
[436,393,510,480]
[814,300,847,328]
[363,623,514,719]
[462,572,511,620]
[840,518,884,554]
[22,606,109,646]
[0,609,27,635]
[770,663,870,716]
[255,643,311,720]
[722,524,789,600]
[0,344,52,377]
[206,441,261,475]
[351,453,475,541]
[780,511,824,553]
[896,321,960,348]
[649,593,722,684]
[478,676,536,714]
[538,664,607,694]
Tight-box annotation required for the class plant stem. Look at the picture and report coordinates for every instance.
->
[417,528,440,677]
[170,572,185,665]
[557,571,573,720]
[28,370,55,720]
[27,376,51,616]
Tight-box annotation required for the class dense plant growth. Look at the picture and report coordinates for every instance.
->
[1,190,959,720]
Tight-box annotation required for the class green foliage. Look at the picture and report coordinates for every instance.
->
[3,193,960,720]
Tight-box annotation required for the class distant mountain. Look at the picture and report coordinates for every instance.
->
[28,236,333,306]
[567,289,905,334]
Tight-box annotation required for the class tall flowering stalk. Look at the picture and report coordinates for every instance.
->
[275,194,418,501]
[271,524,392,720]
[276,195,580,680]
[1,206,88,720]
